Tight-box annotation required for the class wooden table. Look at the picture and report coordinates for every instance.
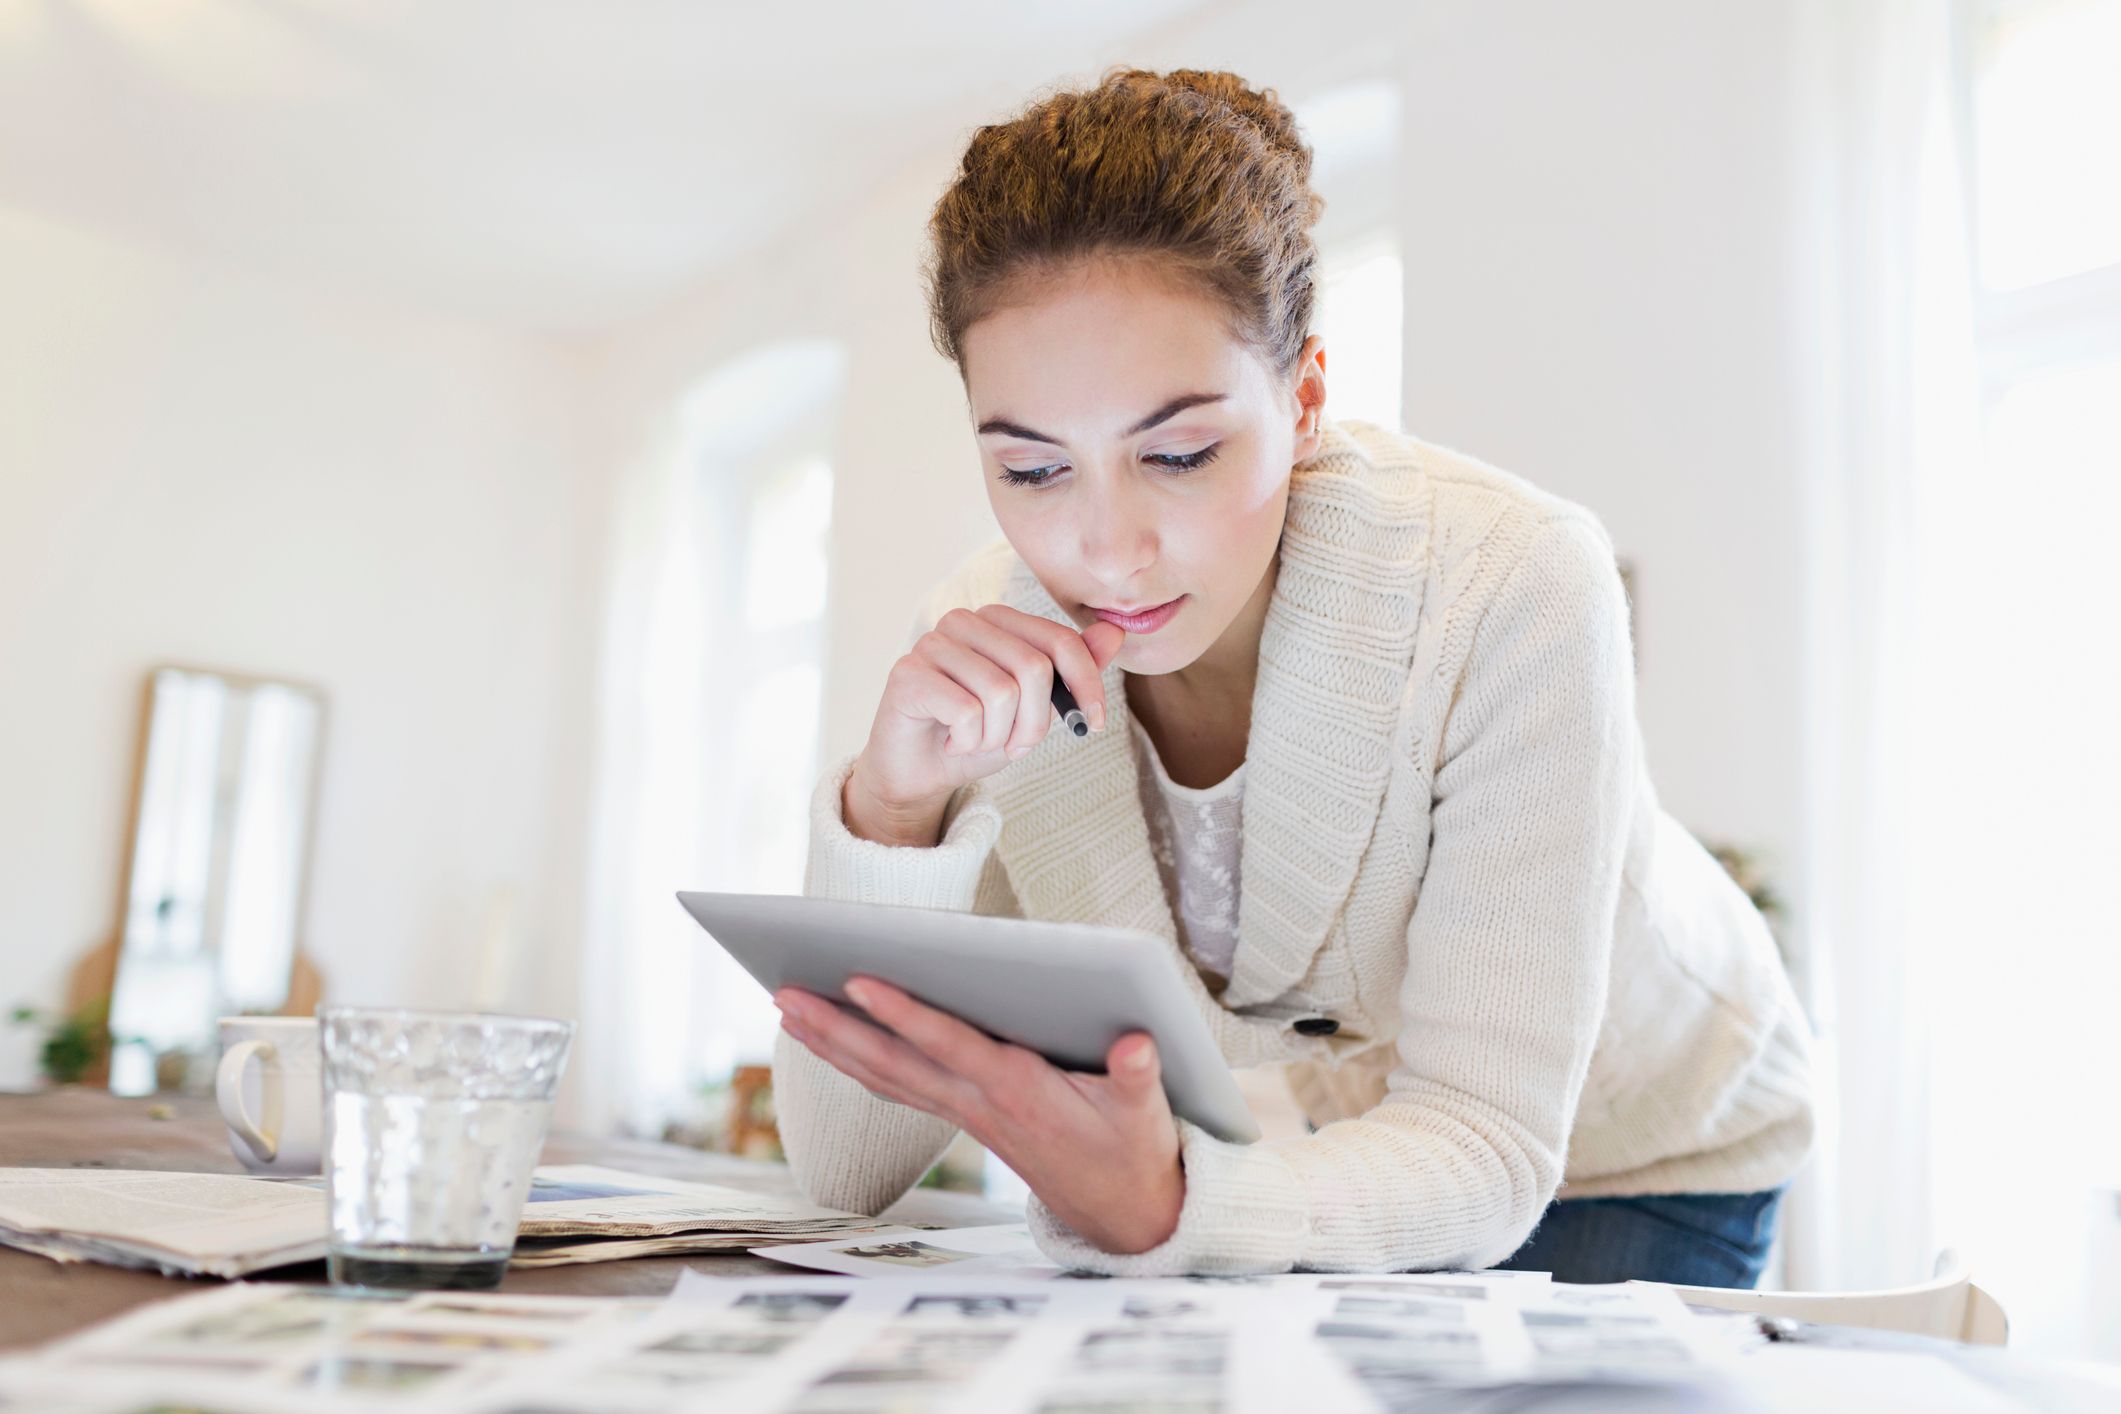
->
[0,1087,1019,1353]
[10,1092,2121,1411]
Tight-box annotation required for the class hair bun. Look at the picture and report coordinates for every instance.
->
[926,66,1325,375]
[1154,68,1313,179]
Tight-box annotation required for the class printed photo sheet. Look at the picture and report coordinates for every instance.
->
[0,1268,1754,1414]
[750,1222,1066,1280]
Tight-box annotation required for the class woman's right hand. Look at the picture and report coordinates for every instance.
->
[845,605,1127,848]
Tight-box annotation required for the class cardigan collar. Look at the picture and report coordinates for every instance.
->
[975,418,1430,1046]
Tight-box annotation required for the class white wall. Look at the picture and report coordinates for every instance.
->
[564,146,1001,1132]
[579,161,999,774]
[581,0,1419,773]
[561,0,1827,1125]
[0,207,600,1089]
[560,2,1420,1128]
[0,0,1832,1128]
[581,0,1814,880]
[1396,0,1813,921]
[1392,0,1846,1287]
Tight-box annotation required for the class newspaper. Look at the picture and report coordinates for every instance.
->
[505,1164,935,1266]
[0,1164,908,1278]
[0,1168,327,1277]
[516,1165,872,1236]
[0,1268,1770,1414]
[512,1226,921,1268]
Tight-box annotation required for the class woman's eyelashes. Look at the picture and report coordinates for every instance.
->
[997,442,1222,488]
[1150,444,1222,472]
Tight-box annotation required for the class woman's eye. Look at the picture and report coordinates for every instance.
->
[996,443,1220,489]
[999,464,1064,487]
[1148,444,1221,472]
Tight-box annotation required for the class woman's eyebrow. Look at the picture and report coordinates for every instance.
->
[975,391,1228,445]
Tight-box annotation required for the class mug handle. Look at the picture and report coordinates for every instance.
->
[215,1039,282,1164]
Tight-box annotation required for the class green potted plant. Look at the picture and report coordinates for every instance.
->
[7,996,113,1087]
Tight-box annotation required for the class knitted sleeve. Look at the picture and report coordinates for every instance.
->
[772,558,1020,1215]
[1023,514,1639,1274]
[772,753,1008,1213]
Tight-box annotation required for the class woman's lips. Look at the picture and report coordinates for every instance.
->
[1089,595,1186,634]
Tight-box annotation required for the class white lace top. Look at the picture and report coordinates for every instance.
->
[1128,713,1246,985]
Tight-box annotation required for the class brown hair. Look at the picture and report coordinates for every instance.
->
[923,67,1325,379]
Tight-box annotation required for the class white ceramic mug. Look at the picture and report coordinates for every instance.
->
[214,1016,323,1176]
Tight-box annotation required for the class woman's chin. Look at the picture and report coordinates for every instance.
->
[1113,635,1192,678]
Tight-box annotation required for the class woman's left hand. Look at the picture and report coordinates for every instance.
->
[773,978,1184,1255]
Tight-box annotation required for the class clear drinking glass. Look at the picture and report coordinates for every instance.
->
[319,1006,574,1291]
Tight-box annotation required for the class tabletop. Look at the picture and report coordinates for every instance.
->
[9,1090,2121,1412]
[0,1086,1019,1353]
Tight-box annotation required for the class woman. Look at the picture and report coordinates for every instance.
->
[769,68,1813,1285]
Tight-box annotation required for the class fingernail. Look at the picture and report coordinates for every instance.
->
[1127,1044,1154,1071]
[1008,744,1031,758]
[844,979,875,1009]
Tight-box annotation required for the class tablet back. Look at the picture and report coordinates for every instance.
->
[675,891,1261,1145]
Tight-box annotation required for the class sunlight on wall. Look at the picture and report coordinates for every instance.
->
[582,339,845,1136]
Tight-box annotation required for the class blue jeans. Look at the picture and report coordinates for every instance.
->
[1491,1187,1784,1288]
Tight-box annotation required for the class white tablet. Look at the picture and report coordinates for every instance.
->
[674,891,1261,1145]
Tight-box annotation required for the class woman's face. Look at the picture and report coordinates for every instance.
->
[960,257,1326,678]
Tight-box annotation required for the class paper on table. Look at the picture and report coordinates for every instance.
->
[1,1281,668,1413]
[517,1163,879,1238]
[511,1222,921,1268]
[1305,1273,1740,1400]
[753,1226,1568,1292]
[6,1269,2072,1414]
[748,1221,1068,1280]
[1736,1347,2030,1414]
[0,1162,905,1278]
[0,1168,327,1277]
[671,1271,1294,1414]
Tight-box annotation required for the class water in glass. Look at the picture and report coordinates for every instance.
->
[320,1007,573,1291]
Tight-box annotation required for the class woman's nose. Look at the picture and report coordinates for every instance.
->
[1076,473,1158,588]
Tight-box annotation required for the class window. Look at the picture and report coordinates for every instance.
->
[1312,230,1405,430]
[694,453,834,1078]
[1296,78,1405,432]
[581,340,845,1136]
[1917,0,2121,1356]
[1973,0,2121,290]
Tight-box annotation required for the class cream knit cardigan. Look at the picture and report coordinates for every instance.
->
[774,417,1815,1276]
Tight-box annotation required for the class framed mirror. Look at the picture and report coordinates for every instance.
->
[106,666,327,1095]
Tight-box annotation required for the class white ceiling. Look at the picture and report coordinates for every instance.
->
[0,0,1211,330]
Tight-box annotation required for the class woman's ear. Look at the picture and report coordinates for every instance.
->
[1290,334,1328,460]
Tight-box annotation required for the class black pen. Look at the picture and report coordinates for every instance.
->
[1050,674,1093,738]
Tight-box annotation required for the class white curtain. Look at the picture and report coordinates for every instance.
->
[1785,0,1983,1294]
